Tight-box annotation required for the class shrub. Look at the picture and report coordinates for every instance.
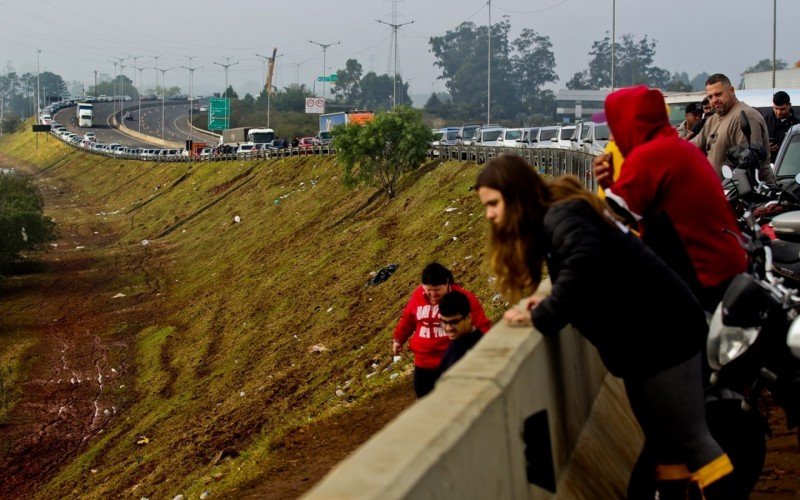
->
[0,173,57,272]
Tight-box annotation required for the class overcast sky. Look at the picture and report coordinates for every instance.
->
[0,0,797,101]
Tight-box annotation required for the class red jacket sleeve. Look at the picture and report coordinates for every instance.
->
[393,290,419,344]
[459,286,492,334]
[605,152,660,220]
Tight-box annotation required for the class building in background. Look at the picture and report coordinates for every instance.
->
[555,89,609,124]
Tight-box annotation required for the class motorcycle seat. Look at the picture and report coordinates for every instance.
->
[770,239,800,264]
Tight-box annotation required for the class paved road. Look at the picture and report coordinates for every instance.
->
[53,101,218,148]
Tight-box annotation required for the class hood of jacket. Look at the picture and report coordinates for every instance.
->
[605,85,676,157]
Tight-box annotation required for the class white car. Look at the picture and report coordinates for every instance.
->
[536,126,561,148]
[471,126,504,147]
[84,132,96,141]
[499,128,524,148]
[555,125,576,150]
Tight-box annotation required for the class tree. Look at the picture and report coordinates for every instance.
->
[331,59,364,105]
[223,85,238,99]
[510,28,558,118]
[429,19,557,121]
[566,33,670,90]
[690,72,709,91]
[332,106,433,198]
[664,72,694,92]
[359,72,410,111]
[0,174,57,273]
[271,83,314,112]
[742,58,788,75]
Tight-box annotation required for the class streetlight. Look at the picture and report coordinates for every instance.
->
[155,67,174,140]
[611,0,616,91]
[213,57,238,98]
[36,49,41,119]
[309,40,340,99]
[182,56,201,141]
[134,65,147,134]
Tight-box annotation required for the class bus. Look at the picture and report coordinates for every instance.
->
[77,102,93,128]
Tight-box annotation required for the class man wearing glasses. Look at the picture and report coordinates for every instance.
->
[436,291,485,377]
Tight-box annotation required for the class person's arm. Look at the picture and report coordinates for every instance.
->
[393,294,418,353]
[463,290,492,333]
[531,204,604,336]
[603,153,659,223]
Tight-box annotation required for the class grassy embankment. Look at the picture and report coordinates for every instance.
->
[0,127,503,498]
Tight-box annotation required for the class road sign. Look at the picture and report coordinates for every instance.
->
[208,97,230,131]
[305,97,325,114]
[316,74,338,82]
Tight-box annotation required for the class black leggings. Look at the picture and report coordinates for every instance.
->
[624,353,724,472]
[413,366,439,398]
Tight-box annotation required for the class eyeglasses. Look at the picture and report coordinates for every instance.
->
[440,316,465,327]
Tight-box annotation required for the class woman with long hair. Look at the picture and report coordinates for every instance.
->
[475,155,733,499]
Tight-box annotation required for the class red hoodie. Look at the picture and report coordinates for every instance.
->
[393,284,492,369]
[604,86,746,293]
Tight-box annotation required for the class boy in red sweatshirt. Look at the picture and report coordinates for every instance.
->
[393,263,491,397]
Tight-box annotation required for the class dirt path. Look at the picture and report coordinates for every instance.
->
[0,154,161,497]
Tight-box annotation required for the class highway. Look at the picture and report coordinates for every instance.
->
[53,100,219,148]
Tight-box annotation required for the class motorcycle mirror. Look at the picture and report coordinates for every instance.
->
[786,315,800,359]
[795,172,800,185]
[721,165,734,180]
[739,110,751,144]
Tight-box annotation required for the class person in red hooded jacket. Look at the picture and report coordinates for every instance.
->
[393,262,491,398]
[594,85,746,312]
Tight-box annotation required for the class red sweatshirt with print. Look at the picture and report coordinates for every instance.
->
[393,284,492,369]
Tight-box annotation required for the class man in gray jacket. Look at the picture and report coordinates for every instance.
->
[692,73,775,184]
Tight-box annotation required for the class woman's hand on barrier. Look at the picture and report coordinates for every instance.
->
[503,307,533,327]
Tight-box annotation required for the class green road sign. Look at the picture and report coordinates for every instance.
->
[208,97,230,131]
[316,74,338,82]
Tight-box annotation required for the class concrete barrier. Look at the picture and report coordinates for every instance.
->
[304,299,643,499]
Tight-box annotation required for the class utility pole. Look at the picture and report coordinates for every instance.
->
[375,18,413,108]
[182,56,201,141]
[308,40,340,100]
[134,65,146,133]
[772,0,777,89]
[611,0,616,92]
[36,48,41,119]
[94,70,98,98]
[155,67,174,140]
[151,54,164,103]
[213,57,238,98]
[0,96,4,138]
[487,0,491,124]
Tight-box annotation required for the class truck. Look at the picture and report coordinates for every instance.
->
[77,102,93,128]
[317,111,374,144]
[221,127,275,145]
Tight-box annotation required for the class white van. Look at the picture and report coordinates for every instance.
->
[555,125,576,150]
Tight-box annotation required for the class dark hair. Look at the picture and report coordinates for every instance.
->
[439,290,471,317]
[773,91,791,106]
[421,262,453,286]
[702,97,710,106]
[705,73,732,88]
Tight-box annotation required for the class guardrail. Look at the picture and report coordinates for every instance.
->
[48,135,598,189]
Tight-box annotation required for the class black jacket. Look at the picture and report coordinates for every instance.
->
[764,109,800,163]
[438,329,483,375]
[530,200,707,379]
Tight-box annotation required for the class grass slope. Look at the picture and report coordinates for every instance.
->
[0,127,504,498]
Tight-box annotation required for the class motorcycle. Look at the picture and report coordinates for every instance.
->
[706,206,800,494]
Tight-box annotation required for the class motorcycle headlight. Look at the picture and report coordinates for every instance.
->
[707,303,761,370]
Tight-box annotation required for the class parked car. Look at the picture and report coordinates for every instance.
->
[472,126,505,147]
[536,126,561,148]
[83,132,96,141]
[236,143,256,156]
[298,137,319,150]
[499,128,524,148]
[555,125,576,150]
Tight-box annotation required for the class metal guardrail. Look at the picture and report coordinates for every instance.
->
[433,144,597,191]
[48,134,597,190]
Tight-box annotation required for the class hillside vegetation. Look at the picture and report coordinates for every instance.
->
[0,127,503,498]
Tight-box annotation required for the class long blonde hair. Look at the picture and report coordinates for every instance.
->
[476,155,613,302]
